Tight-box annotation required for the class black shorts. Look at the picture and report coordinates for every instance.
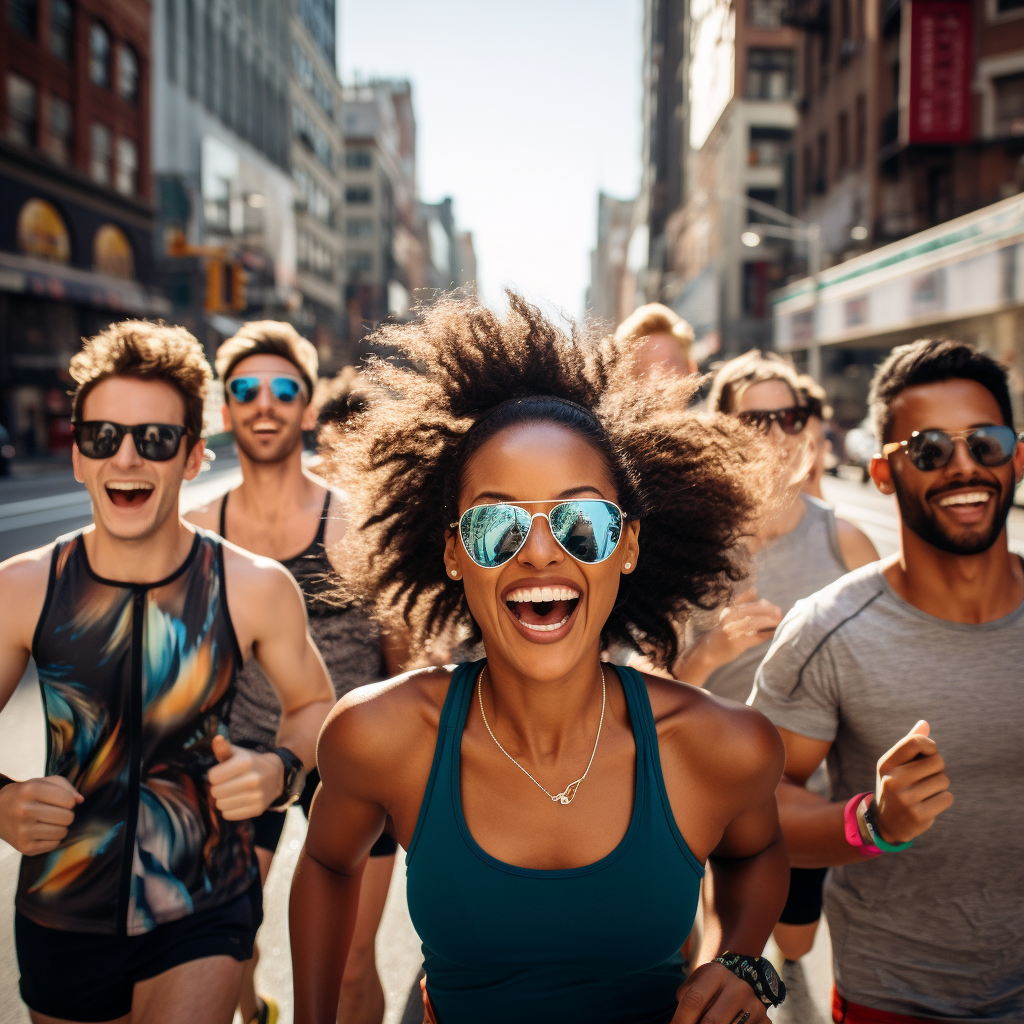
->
[16,880,263,1022]
[251,767,398,858]
[779,866,828,925]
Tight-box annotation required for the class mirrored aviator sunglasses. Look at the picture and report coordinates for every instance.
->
[227,376,303,404]
[885,425,1020,472]
[737,406,810,435]
[454,500,625,569]
[73,421,187,461]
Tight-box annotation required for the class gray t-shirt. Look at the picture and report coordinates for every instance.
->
[750,561,1024,1021]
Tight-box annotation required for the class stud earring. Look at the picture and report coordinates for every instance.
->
[451,570,459,578]
[623,562,632,571]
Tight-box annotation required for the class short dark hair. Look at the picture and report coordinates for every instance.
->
[869,339,1015,443]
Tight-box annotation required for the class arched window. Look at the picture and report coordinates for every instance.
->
[17,198,71,264]
[90,22,110,88]
[93,224,134,279]
[118,43,139,102]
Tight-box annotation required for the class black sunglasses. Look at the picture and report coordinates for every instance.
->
[881,426,1020,472]
[73,421,188,461]
[736,406,810,436]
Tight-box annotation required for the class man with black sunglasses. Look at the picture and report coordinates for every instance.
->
[0,321,335,1024]
[751,339,1024,1023]
[187,324,407,1024]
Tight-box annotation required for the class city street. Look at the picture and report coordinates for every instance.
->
[0,470,1021,1024]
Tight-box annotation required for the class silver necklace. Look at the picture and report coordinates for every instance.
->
[476,665,606,805]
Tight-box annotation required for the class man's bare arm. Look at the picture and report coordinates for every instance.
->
[0,547,85,854]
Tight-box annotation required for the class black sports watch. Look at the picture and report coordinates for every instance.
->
[711,951,786,1007]
[268,747,304,810]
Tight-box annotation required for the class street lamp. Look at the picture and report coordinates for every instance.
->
[735,195,823,382]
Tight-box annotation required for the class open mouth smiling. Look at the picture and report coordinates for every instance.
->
[504,582,581,635]
[105,481,154,508]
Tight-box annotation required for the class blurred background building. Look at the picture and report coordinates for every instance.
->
[0,0,165,458]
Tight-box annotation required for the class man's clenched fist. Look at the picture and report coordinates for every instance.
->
[207,734,286,820]
[0,776,83,856]
[875,720,954,845]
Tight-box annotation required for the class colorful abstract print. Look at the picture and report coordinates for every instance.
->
[19,530,255,936]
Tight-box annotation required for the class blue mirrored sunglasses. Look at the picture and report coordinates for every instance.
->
[226,375,304,404]
[452,500,625,569]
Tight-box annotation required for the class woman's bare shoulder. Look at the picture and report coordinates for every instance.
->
[641,670,784,792]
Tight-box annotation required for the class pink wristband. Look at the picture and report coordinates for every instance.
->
[844,792,884,857]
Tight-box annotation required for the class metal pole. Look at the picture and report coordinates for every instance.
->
[808,222,822,382]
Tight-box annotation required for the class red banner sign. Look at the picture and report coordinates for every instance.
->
[908,0,973,143]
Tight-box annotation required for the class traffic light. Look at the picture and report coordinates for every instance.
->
[204,259,224,312]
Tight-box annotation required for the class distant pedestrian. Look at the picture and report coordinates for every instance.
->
[188,325,406,1024]
[291,294,790,1024]
[796,374,833,501]
[0,321,334,1024]
[750,338,1024,1022]
[614,303,698,378]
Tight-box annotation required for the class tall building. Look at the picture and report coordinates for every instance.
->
[152,0,295,357]
[774,0,1024,426]
[289,0,345,370]
[0,0,165,457]
[587,192,639,326]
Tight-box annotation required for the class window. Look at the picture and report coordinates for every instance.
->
[838,110,849,174]
[816,131,829,190]
[49,0,73,62]
[291,41,334,117]
[294,167,333,223]
[292,103,333,169]
[165,0,177,83]
[90,23,111,88]
[747,0,784,28]
[747,49,794,100]
[854,94,866,166]
[7,74,37,147]
[802,145,813,197]
[346,186,372,204]
[186,0,198,98]
[297,232,333,279]
[346,217,374,238]
[748,126,790,167]
[90,122,112,184]
[346,149,372,169]
[346,251,373,273]
[118,45,139,102]
[7,0,37,39]
[116,137,138,195]
[204,9,215,110]
[995,73,1024,136]
[219,25,232,126]
[747,188,780,223]
[44,95,72,164]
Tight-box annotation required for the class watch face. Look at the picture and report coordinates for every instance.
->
[761,960,781,1001]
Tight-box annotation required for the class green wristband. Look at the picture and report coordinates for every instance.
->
[864,801,914,853]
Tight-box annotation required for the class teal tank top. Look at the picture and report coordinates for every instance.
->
[406,661,705,1024]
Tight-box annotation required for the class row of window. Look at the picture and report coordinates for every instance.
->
[296,230,334,280]
[292,40,335,119]
[802,95,867,196]
[7,1,139,103]
[294,166,333,225]
[6,74,139,195]
[164,0,290,170]
[291,102,333,170]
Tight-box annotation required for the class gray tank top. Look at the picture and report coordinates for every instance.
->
[703,495,848,705]
[218,490,387,750]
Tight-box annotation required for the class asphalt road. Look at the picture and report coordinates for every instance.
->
[2,471,1020,1024]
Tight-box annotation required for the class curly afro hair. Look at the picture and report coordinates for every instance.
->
[321,293,777,668]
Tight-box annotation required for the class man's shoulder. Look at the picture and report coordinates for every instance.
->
[0,540,58,586]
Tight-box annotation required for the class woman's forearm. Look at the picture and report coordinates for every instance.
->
[289,847,365,1024]
[777,776,868,868]
[697,832,789,964]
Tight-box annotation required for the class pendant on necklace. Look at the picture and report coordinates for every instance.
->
[552,780,581,805]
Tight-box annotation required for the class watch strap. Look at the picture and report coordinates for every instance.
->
[711,951,786,1007]
[268,747,304,809]
[863,795,914,853]
[844,792,883,857]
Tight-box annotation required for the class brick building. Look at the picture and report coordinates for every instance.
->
[0,0,165,458]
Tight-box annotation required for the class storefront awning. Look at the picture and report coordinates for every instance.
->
[0,251,170,317]
[773,193,1024,350]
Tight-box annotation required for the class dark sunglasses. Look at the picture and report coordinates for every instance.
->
[737,406,811,435]
[451,500,626,569]
[226,375,304,404]
[73,421,188,461]
[881,426,1020,472]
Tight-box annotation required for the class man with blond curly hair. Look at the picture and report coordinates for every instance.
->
[614,302,698,377]
[0,321,334,1024]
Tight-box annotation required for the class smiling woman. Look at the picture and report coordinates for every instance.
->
[292,294,791,1024]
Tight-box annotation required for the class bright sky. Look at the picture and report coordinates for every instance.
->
[339,0,643,319]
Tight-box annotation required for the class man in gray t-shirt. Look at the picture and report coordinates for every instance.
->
[750,339,1024,1022]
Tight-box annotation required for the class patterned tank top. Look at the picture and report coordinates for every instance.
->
[19,528,255,936]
